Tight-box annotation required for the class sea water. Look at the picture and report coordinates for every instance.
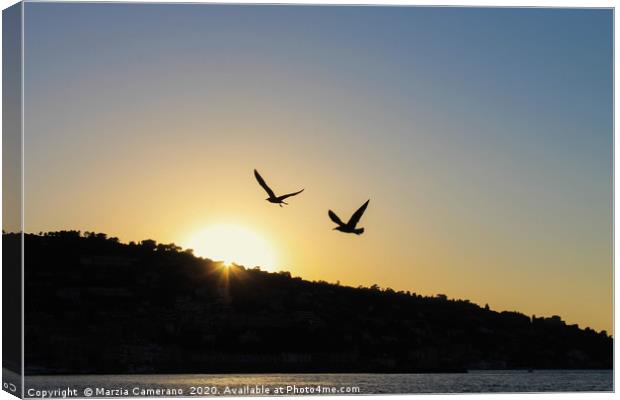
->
[4,369,613,397]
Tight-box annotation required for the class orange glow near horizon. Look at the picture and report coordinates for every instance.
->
[183,224,277,270]
[20,5,612,335]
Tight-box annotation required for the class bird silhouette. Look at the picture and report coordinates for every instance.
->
[328,199,370,235]
[254,169,304,207]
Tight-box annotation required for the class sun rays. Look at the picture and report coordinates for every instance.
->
[183,224,277,270]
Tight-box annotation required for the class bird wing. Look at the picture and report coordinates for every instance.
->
[328,210,345,226]
[278,189,304,201]
[347,199,370,227]
[254,169,276,198]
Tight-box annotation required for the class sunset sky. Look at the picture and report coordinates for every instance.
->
[17,4,612,333]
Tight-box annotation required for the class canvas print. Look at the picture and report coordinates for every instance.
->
[2,2,613,397]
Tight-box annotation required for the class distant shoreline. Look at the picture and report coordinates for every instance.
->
[16,368,615,377]
[12,232,613,376]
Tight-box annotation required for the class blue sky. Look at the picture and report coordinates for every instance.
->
[19,4,613,332]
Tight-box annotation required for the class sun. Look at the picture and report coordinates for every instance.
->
[184,224,277,269]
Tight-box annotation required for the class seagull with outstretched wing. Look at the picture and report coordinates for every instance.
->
[254,169,304,207]
[329,199,370,235]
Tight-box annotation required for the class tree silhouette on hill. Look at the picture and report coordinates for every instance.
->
[7,231,612,374]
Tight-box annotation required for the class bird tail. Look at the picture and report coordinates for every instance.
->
[354,228,364,235]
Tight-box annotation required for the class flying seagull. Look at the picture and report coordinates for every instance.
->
[328,199,370,235]
[254,169,304,207]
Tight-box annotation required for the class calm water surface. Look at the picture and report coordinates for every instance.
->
[4,370,612,397]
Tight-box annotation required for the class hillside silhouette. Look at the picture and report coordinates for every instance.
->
[10,231,612,374]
